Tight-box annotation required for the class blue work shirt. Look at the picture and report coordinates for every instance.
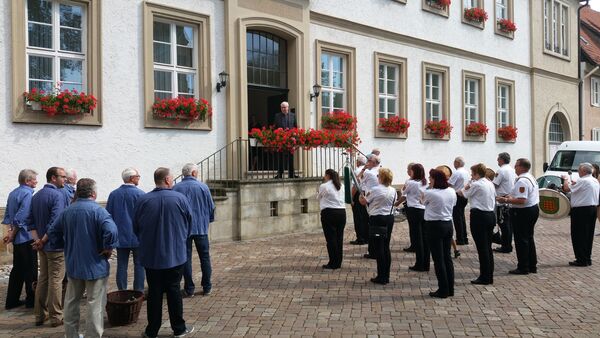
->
[47,199,118,280]
[28,184,67,251]
[62,184,75,206]
[133,188,192,270]
[106,184,145,248]
[2,185,34,245]
[173,177,215,236]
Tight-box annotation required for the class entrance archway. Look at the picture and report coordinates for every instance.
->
[547,113,569,161]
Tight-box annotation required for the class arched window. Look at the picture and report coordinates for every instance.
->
[549,114,565,144]
[246,31,287,88]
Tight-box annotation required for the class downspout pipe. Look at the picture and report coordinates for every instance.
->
[579,0,590,141]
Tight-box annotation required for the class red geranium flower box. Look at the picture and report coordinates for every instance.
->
[464,8,488,23]
[465,122,489,136]
[378,116,410,134]
[498,125,518,141]
[428,0,451,9]
[498,18,517,33]
[321,111,357,131]
[23,88,97,117]
[425,119,453,138]
[152,97,212,123]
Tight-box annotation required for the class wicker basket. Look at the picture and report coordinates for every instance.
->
[106,290,144,327]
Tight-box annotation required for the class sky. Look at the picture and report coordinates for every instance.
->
[591,0,600,11]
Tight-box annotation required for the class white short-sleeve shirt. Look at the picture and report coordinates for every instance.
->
[493,164,516,196]
[318,180,346,210]
[424,187,457,221]
[569,174,600,208]
[449,167,470,192]
[366,185,396,216]
[402,179,427,209]
[462,178,496,212]
[360,167,379,193]
[511,173,539,208]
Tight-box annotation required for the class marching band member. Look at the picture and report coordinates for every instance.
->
[423,169,456,298]
[398,164,429,271]
[358,154,381,259]
[461,164,496,285]
[496,158,539,275]
[562,163,600,267]
[449,157,470,245]
[350,155,368,246]
[492,152,516,253]
[318,169,347,270]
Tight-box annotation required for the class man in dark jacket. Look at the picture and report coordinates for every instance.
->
[273,101,297,178]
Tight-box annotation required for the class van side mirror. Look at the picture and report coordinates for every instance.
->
[543,162,548,172]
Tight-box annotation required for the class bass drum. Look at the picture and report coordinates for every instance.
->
[538,188,571,219]
[435,165,453,180]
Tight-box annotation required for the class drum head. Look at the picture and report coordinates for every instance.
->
[435,165,453,179]
[538,188,570,219]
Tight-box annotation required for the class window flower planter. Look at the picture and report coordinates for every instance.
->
[248,127,360,152]
[22,88,97,117]
[427,0,451,9]
[152,97,212,123]
[497,18,517,33]
[464,8,488,23]
[498,125,518,142]
[425,119,452,139]
[465,122,489,136]
[378,116,410,134]
[321,111,357,131]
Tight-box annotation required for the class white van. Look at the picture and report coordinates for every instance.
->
[538,141,600,188]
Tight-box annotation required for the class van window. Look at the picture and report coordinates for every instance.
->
[548,150,600,171]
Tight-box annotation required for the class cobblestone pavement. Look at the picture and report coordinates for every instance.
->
[1,217,600,337]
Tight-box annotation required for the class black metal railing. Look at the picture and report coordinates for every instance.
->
[174,138,351,186]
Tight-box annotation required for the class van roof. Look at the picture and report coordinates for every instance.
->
[559,141,600,151]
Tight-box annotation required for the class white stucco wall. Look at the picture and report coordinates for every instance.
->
[310,24,532,183]
[310,0,531,67]
[0,0,226,204]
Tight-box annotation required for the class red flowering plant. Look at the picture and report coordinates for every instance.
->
[425,119,453,138]
[248,127,360,153]
[23,87,97,117]
[378,116,410,134]
[497,18,517,33]
[152,97,212,122]
[498,125,518,141]
[428,0,451,9]
[465,122,489,136]
[464,7,488,23]
[321,111,357,130]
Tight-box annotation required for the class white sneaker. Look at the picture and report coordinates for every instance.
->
[174,325,195,337]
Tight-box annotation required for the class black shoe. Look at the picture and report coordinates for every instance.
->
[454,250,461,258]
[201,289,211,296]
[493,247,512,253]
[350,240,366,245]
[322,264,335,269]
[529,268,537,274]
[569,260,587,267]
[471,278,491,285]
[408,265,427,272]
[403,247,416,252]
[288,175,300,178]
[508,269,529,275]
[429,290,448,298]
[5,300,25,310]
[363,254,376,259]
[370,277,388,285]
[273,175,282,179]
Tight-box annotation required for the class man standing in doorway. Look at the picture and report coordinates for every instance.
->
[274,101,297,179]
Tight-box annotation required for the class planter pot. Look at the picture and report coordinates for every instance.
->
[29,101,42,111]
[466,132,486,137]
[249,138,263,147]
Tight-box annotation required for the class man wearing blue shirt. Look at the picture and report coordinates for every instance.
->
[173,163,215,297]
[106,167,145,291]
[62,168,77,206]
[30,167,67,327]
[134,167,194,338]
[2,169,38,310]
[46,178,118,338]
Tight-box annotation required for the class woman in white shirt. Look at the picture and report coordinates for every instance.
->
[460,163,496,285]
[398,163,429,272]
[318,169,347,269]
[359,168,396,285]
[423,169,457,298]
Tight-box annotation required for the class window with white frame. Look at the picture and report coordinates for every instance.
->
[26,0,86,93]
[496,0,507,19]
[497,84,510,128]
[464,0,478,8]
[549,115,565,143]
[592,77,600,107]
[378,63,399,119]
[153,20,197,100]
[592,128,600,141]
[544,0,569,57]
[321,52,346,114]
[464,78,480,126]
[425,71,442,122]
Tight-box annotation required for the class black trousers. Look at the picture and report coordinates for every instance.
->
[407,207,429,269]
[5,240,37,308]
[276,151,295,178]
[570,206,597,265]
[511,206,539,272]
[369,215,394,282]
[321,208,347,268]
[470,209,495,283]
[145,265,186,337]
[452,194,468,244]
[426,220,454,295]
[496,205,513,250]
[351,192,369,243]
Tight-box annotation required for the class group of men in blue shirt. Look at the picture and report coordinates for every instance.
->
[2,164,215,338]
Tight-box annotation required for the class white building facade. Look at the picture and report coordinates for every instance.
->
[0,0,578,207]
